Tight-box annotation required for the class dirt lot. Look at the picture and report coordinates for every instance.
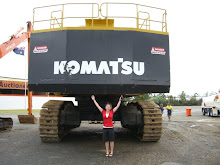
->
[0,106,220,165]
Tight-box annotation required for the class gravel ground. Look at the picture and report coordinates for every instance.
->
[0,106,220,165]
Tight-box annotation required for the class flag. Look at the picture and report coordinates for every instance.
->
[13,47,25,55]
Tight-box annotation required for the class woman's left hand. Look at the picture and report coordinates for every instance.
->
[119,95,123,101]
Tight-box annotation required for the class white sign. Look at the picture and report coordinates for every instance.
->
[151,47,166,55]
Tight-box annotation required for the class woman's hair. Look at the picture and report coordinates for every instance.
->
[105,102,112,108]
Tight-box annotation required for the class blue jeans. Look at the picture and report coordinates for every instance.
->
[167,110,172,116]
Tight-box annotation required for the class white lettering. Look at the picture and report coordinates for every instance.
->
[66,60,80,75]
[80,61,97,74]
[133,62,145,75]
[97,61,111,74]
[54,58,145,76]
[109,61,119,74]
[118,58,123,63]
[54,61,67,74]
[121,61,132,75]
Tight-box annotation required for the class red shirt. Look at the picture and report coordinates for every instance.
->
[102,110,114,127]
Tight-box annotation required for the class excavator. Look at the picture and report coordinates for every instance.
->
[2,3,170,142]
[0,22,36,132]
[29,2,170,142]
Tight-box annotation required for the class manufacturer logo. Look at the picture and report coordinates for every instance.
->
[54,58,145,76]
[151,47,166,55]
[33,45,48,53]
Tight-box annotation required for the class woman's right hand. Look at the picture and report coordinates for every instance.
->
[91,95,95,101]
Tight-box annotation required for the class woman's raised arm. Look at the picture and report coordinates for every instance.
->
[113,95,123,113]
[91,95,103,113]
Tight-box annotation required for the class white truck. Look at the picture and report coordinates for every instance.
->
[202,93,220,117]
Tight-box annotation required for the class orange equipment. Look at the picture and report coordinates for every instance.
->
[0,22,32,59]
[0,22,37,124]
[186,109,191,116]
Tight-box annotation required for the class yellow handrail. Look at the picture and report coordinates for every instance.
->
[100,2,167,32]
[32,2,168,33]
[162,11,167,32]
[138,11,150,30]
[50,10,63,28]
[33,3,99,30]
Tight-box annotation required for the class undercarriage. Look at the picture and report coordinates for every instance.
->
[39,96,162,142]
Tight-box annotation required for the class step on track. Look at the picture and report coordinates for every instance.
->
[136,101,162,142]
[39,100,66,142]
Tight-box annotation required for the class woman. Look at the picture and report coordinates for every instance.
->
[91,95,122,157]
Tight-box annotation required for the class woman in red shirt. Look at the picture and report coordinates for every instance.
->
[91,95,122,157]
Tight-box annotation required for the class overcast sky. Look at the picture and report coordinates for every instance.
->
[0,0,219,96]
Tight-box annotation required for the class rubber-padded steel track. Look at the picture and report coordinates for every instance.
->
[39,100,66,142]
[136,100,162,141]
[0,117,13,132]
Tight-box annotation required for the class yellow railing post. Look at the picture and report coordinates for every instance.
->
[136,4,139,29]
[165,10,167,32]
[162,13,164,32]
[61,4,64,28]
[92,4,94,27]
[162,11,167,32]
[106,3,108,27]
[33,9,35,31]
[145,19,148,30]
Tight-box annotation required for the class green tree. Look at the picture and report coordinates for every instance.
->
[189,93,197,105]
[180,91,186,102]
[128,93,151,101]
[167,95,174,104]
[149,95,166,105]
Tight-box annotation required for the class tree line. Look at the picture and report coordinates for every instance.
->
[128,91,202,106]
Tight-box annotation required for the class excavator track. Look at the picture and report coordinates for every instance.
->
[135,101,162,142]
[39,100,66,142]
[0,117,13,132]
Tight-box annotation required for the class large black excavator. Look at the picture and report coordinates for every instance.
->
[29,2,170,142]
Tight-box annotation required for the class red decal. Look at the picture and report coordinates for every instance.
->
[33,45,48,53]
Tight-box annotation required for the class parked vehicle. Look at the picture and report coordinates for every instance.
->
[202,93,220,117]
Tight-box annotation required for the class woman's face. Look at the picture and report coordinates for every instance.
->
[105,104,112,111]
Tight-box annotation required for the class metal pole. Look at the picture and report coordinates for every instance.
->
[27,24,32,115]
[92,4,94,27]
[28,90,32,115]
[24,47,27,110]
[61,4,64,28]
[165,11,167,32]
[106,3,108,27]
[136,4,139,29]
